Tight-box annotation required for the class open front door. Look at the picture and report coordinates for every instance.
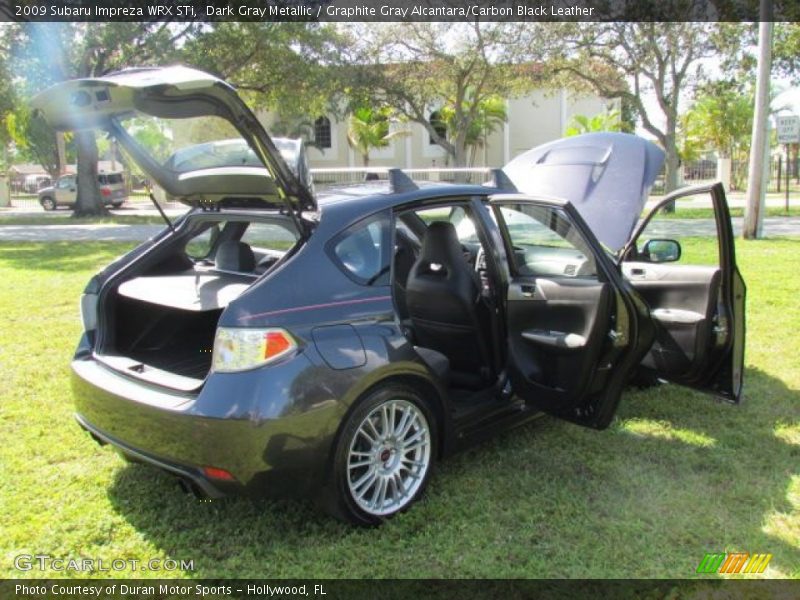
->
[490,196,651,429]
[621,183,745,402]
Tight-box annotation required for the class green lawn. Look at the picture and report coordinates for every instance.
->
[0,214,168,226]
[0,239,798,579]
[650,206,800,219]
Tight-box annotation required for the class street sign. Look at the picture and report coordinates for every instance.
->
[776,115,800,144]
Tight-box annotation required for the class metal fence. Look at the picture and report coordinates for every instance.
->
[650,157,800,196]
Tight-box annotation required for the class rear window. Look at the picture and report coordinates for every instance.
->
[330,213,391,286]
[98,173,124,185]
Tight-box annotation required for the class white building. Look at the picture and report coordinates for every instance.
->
[261,89,618,170]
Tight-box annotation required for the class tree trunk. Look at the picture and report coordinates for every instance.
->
[662,130,681,213]
[55,132,66,175]
[452,135,468,182]
[73,130,107,217]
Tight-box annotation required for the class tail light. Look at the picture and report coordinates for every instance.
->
[202,466,235,481]
[100,187,111,197]
[212,328,297,373]
[79,293,98,332]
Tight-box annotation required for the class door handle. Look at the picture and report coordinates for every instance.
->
[630,268,645,276]
[520,284,536,297]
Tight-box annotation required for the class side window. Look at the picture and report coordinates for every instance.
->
[57,177,73,189]
[240,222,298,253]
[331,213,391,285]
[494,203,597,279]
[628,198,719,266]
[185,223,223,260]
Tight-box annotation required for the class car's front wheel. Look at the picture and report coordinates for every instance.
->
[40,196,56,211]
[326,385,436,525]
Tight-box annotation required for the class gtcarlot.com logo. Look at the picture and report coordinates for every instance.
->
[14,554,194,572]
[696,552,772,574]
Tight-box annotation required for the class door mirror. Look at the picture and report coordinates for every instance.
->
[641,239,681,263]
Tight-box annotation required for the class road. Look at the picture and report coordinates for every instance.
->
[1,217,799,242]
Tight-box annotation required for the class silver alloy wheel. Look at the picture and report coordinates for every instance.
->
[347,398,431,517]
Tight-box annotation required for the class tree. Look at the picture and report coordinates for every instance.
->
[8,108,63,179]
[440,94,506,168]
[8,22,197,215]
[346,106,408,167]
[181,23,346,119]
[773,22,800,83]
[543,23,732,195]
[565,109,622,137]
[680,84,753,160]
[345,23,543,169]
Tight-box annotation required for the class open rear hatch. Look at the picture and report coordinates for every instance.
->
[32,67,310,390]
[32,66,315,216]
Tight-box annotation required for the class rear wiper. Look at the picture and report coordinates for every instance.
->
[148,190,175,233]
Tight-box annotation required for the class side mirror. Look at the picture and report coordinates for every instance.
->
[641,239,681,263]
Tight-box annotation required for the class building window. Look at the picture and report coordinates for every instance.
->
[429,111,446,145]
[314,116,332,149]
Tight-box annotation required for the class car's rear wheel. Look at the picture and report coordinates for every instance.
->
[325,385,436,525]
[40,196,56,211]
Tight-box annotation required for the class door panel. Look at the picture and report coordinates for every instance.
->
[490,196,645,429]
[507,277,612,408]
[624,263,721,376]
[623,183,745,401]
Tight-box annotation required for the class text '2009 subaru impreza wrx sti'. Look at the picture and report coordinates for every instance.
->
[33,67,745,524]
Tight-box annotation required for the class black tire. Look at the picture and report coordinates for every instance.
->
[40,196,56,211]
[111,201,124,208]
[323,384,437,525]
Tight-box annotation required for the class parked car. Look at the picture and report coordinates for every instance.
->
[33,67,745,525]
[38,171,127,210]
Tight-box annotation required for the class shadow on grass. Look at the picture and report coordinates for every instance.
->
[0,241,137,273]
[104,366,799,578]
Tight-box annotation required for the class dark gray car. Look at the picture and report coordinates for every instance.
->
[33,67,745,524]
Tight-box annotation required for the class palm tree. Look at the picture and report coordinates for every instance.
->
[347,106,409,167]
[565,110,622,137]
[438,92,507,169]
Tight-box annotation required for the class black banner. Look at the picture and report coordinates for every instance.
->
[2,0,799,23]
[2,579,800,600]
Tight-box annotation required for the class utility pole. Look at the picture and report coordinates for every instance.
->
[743,3,774,239]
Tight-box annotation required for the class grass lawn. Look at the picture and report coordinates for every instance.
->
[651,206,800,219]
[0,214,168,226]
[0,238,798,580]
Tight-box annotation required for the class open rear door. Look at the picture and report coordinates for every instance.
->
[490,196,653,429]
[620,183,745,402]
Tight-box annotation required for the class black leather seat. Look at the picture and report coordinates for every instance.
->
[405,221,492,388]
[215,240,256,273]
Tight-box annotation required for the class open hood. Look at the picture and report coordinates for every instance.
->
[502,133,665,252]
[31,66,315,214]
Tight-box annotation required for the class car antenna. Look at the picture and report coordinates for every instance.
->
[145,183,175,233]
[388,168,418,194]
[491,168,517,192]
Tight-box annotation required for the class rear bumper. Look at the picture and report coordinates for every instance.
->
[75,413,228,498]
[71,354,340,499]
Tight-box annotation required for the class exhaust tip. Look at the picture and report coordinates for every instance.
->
[176,477,207,499]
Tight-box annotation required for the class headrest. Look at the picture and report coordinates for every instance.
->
[215,240,255,272]
[418,221,464,275]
